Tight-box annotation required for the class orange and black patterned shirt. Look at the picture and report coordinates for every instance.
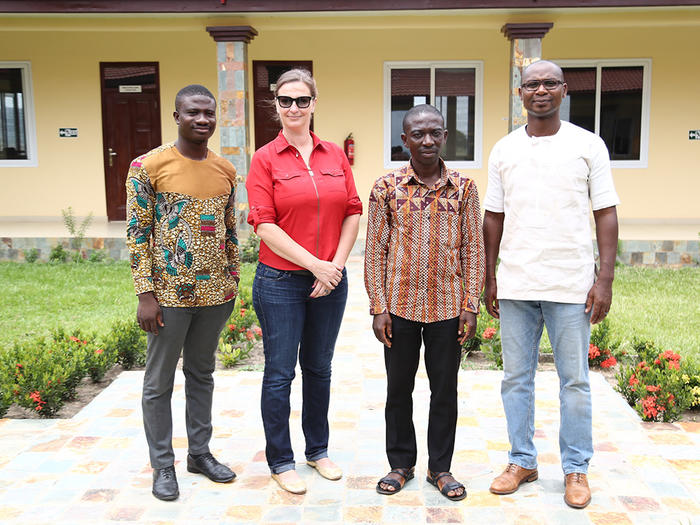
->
[364,160,485,323]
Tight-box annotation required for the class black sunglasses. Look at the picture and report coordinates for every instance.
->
[276,96,314,109]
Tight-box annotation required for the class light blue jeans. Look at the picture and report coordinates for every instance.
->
[499,299,593,475]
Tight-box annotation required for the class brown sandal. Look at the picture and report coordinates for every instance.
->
[376,467,415,495]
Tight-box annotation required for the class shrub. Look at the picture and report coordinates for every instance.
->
[24,248,40,263]
[9,338,78,416]
[239,233,260,264]
[480,325,503,368]
[462,306,502,368]
[219,294,261,367]
[84,343,118,382]
[0,358,15,417]
[49,244,69,263]
[588,317,623,369]
[218,341,253,368]
[88,249,107,263]
[62,206,93,252]
[682,370,700,408]
[615,339,694,422]
[104,319,147,370]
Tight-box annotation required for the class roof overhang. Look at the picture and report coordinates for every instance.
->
[2,0,700,14]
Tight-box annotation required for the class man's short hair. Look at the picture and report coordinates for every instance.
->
[522,60,564,82]
[175,85,216,111]
[402,104,445,133]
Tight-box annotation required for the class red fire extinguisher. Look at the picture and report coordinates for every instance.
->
[344,133,355,165]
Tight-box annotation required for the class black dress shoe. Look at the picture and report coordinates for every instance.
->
[187,452,236,483]
[152,466,179,501]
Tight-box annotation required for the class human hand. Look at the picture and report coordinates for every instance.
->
[309,279,332,299]
[310,260,343,290]
[585,278,612,324]
[137,292,164,335]
[484,278,499,319]
[372,313,392,348]
[458,310,477,344]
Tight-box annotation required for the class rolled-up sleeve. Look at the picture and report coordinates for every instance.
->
[246,149,277,229]
[340,150,363,217]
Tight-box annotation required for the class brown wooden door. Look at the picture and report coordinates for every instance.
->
[100,62,161,221]
[253,61,313,150]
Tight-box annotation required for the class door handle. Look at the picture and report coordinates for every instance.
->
[108,147,118,167]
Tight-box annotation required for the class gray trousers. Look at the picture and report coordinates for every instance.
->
[142,301,234,468]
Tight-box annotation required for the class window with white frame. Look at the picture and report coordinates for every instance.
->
[384,61,482,169]
[558,59,651,168]
[0,62,37,167]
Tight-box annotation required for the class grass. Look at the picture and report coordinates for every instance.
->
[610,265,700,361]
[0,261,258,348]
[1,261,698,361]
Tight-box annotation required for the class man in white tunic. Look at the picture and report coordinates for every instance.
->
[483,60,619,509]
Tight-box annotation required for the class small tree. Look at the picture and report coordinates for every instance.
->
[61,206,93,261]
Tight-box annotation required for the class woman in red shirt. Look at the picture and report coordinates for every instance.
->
[246,69,362,495]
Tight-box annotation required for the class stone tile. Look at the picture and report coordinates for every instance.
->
[344,505,383,523]
[425,506,463,523]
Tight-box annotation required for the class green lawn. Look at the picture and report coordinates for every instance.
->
[0,261,257,348]
[1,261,698,361]
[610,265,700,361]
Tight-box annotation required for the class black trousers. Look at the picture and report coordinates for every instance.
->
[384,313,461,473]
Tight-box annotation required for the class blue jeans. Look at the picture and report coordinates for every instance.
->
[499,299,593,475]
[253,263,348,474]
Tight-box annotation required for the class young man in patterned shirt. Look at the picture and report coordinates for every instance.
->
[365,105,485,501]
[126,84,240,501]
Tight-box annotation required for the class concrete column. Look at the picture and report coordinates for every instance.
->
[501,23,553,132]
[206,25,258,229]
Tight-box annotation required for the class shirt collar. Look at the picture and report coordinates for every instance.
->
[403,158,456,189]
[273,130,327,154]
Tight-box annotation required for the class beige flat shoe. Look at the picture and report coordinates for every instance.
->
[271,472,306,494]
[307,460,343,481]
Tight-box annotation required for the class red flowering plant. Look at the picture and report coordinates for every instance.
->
[480,325,503,369]
[615,339,694,422]
[461,303,503,369]
[588,317,623,369]
[5,336,74,417]
[219,289,262,367]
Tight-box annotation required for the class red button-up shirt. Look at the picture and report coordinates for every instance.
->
[246,131,363,271]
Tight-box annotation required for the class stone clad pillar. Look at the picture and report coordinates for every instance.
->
[206,25,258,229]
[501,23,553,132]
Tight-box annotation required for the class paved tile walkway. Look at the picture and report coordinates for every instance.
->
[1,257,699,524]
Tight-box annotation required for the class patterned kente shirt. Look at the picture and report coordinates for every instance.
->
[364,159,485,323]
[125,143,240,307]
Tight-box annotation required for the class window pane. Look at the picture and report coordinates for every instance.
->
[390,69,429,161]
[435,68,475,161]
[0,68,28,160]
[600,66,643,160]
[561,67,596,133]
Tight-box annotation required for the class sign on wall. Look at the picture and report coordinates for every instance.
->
[689,130,700,140]
[59,128,78,137]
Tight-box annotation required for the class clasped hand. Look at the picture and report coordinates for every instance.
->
[309,260,343,298]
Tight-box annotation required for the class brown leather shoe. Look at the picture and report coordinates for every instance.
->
[564,472,591,508]
[489,463,538,494]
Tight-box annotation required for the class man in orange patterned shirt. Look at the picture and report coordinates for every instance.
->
[365,105,484,501]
